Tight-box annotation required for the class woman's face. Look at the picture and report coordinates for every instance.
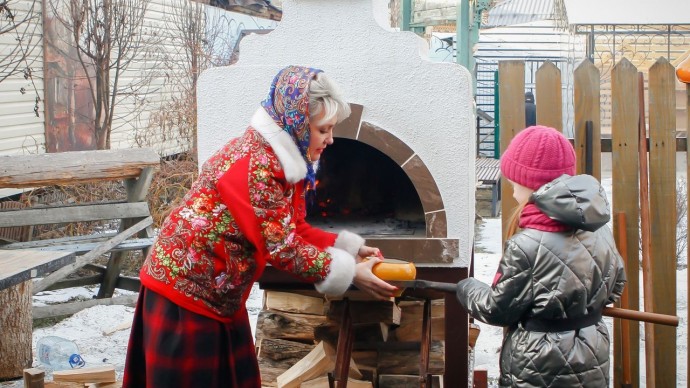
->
[308,110,337,162]
[511,181,534,205]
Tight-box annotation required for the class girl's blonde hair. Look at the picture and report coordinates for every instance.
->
[505,202,527,238]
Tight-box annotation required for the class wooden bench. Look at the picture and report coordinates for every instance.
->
[475,157,501,217]
[0,148,159,297]
[0,148,159,379]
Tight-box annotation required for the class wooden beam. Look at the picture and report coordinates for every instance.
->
[0,202,151,228]
[32,294,138,320]
[32,216,152,293]
[0,148,159,188]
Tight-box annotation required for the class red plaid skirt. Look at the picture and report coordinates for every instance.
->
[122,287,261,388]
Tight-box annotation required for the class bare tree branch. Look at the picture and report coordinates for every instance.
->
[48,0,156,149]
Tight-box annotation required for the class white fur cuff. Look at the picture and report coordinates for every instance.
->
[315,247,356,296]
[333,230,365,258]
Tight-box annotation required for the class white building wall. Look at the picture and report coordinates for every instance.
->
[197,0,476,266]
[0,0,276,157]
[0,0,45,155]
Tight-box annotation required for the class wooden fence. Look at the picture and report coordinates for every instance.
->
[498,58,685,388]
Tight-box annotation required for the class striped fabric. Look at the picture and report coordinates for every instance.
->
[122,287,261,388]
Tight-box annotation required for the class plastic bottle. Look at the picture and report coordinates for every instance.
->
[36,336,86,370]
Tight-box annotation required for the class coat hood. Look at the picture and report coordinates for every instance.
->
[531,174,610,232]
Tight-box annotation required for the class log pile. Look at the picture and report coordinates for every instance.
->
[255,291,446,387]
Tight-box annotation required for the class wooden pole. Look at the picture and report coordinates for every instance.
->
[603,307,679,327]
[637,72,656,388]
[614,212,633,387]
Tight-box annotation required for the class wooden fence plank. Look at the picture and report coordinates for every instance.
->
[648,57,677,388]
[535,61,562,131]
[611,57,640,388]
[498,61,525,242]
[574,59,601,179]
[685,81,690,388]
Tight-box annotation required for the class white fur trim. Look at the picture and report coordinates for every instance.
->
[250,108,308,183]
[334,230,365,257]
[315,247,356,296]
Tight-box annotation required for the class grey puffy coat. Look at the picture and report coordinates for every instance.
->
[457,175,626,387]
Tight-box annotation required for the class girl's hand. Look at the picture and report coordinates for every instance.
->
[352,256,398,301]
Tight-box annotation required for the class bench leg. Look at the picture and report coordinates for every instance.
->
[332,298,354,388]
[0,281,32,379]
[419,298,433,388]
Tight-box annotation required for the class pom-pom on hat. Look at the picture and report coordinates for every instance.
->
[500,125,576,190]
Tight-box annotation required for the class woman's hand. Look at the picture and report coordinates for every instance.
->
[352,256,398,301]
[356,245,382,262]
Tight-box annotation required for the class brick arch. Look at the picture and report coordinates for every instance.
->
[333,107,447,238]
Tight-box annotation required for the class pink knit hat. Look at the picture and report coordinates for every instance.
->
[500,125,576,190]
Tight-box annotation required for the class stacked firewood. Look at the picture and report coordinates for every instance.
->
[23,366,122,387]
[255,291,445,388]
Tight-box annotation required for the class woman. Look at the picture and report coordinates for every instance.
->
[123,66,396,387]
[456,126,626,387]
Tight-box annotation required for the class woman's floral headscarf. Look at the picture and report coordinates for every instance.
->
[261,65,322,191]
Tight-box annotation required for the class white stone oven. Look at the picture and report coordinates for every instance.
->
[197,0,476,268]
[197,1,476,385]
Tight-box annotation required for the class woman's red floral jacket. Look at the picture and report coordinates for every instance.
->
[140,109,363,322]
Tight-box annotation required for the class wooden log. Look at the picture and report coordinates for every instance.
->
[44,382,84,388]
[574,59,601,179]
[611,57,641,387]
[499,61,526,243]
[258,338,315,362]
[395,300,444,342]
[53,365,116,384]
[351,351,378,370]
[327,300,401,325]
[86,382,123,388]
[276,342,335,388]
[300,376,372,388]
[255,310,328,343]
[265,291,326,315]
[314,322,389,345]
[648,56,678,388]
[378,374,442,388]
[377,341,444,375]
[0,148,159,188]
[23,368,45,388]
[0,281,32,380]
[535,60,563,131]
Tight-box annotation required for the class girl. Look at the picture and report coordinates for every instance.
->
[456,125,626,387]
